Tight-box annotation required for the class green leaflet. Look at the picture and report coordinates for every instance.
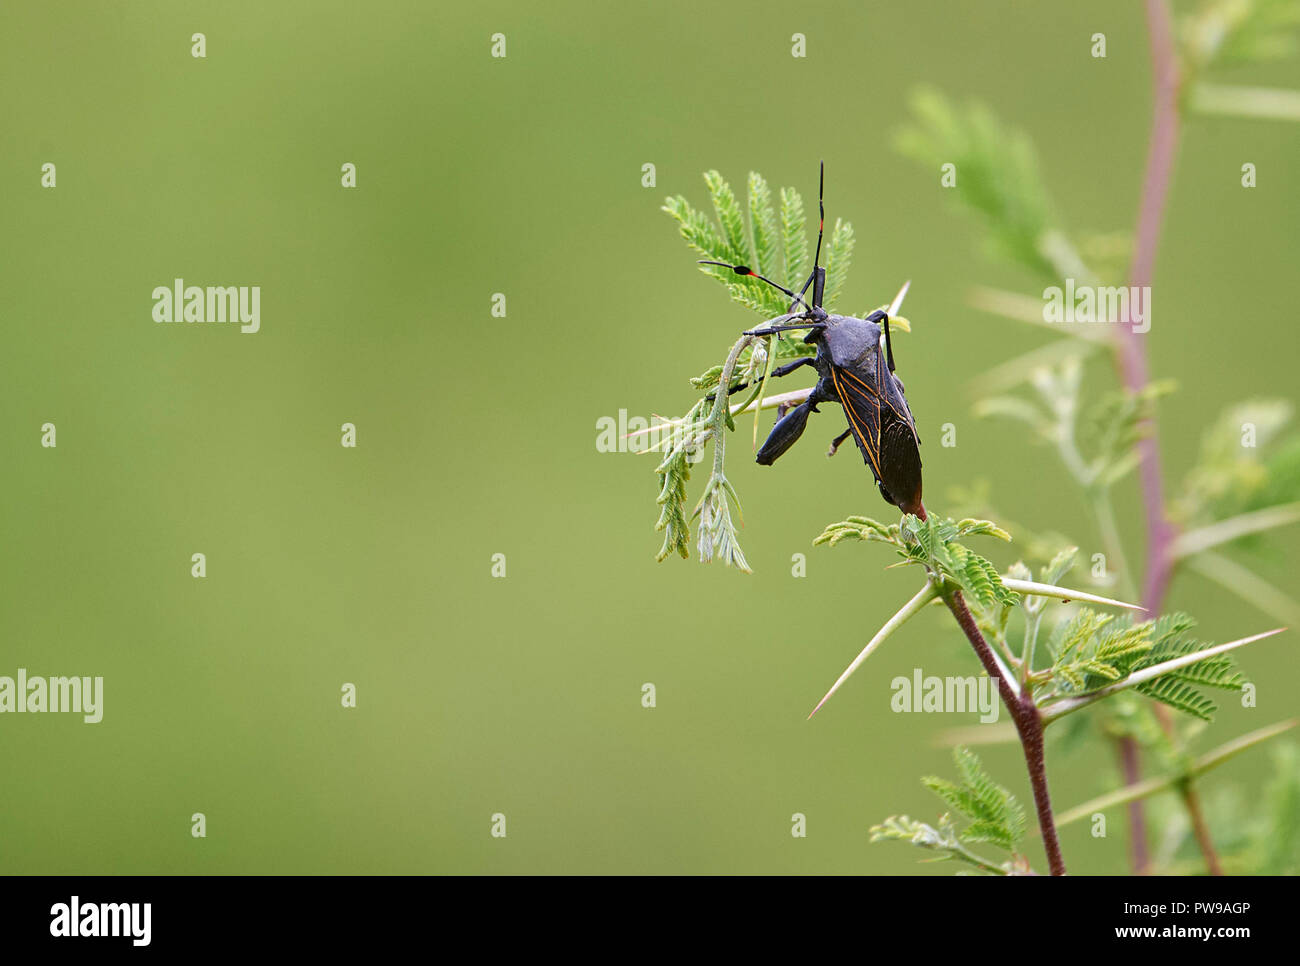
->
[747,172,778,278]
[894,87,1066,282]
[663,169,855,321]
[1047,610,1247,722]
[917,748,1025,853]
[780,186,808,302]
[814,514,1017,609]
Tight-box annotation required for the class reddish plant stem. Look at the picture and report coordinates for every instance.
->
[1177,786,1222,873]
[1111,0,1222,877]
[1118,0,1182,614]
[1111,0,1179,876]
[1181,781,1226,876]
[944,588,1066,875]
[1117,738,1151,875]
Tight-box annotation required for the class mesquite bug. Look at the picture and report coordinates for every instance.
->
[701,163,924,517]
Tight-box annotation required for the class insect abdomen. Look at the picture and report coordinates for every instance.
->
[878,412,924,515]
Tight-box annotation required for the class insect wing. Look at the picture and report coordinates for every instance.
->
[829,362,886,483]
[879,353,921,448]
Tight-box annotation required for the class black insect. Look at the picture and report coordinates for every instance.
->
[701,163,924,517]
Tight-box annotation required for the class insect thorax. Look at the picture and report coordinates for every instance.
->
[819,315,882,370]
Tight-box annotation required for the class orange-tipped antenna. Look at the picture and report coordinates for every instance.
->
[698,261,812,313]
[810,161,826,308]
[703,164,831,315]
[812,160,825,277]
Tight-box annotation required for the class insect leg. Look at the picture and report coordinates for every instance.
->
[755,381,832,465]
[744,321,826,338]
[755,402,813,465]
[772,355,815,378]
[702,352,815,402]
[865,309,897,373]
[827,427,852,457]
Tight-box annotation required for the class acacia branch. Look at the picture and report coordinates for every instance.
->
[1055,720,1298,826]
[942,587,1066,875]
[1109,0,1187,874]
[1118,0,1182,613]
[1040,628,1284,723]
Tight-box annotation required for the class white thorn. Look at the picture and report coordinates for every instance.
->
[889,280,911,317]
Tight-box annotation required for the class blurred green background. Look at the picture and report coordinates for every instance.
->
[1,1,1296,874]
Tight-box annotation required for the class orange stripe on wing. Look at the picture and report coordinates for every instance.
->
[839,360,912,426]
[836,365,880,400]
[831,367,882,479]
[871,354,915,423]
[841,364,884,463]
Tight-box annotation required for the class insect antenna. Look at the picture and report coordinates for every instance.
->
[697,261,813,313]
[701,163,832,315]
[811,160,826,308]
